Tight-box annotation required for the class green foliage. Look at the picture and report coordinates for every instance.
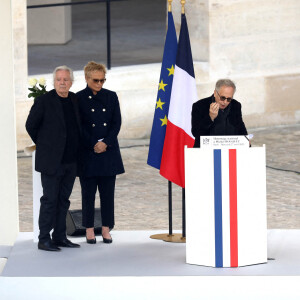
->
[28,79,47,101]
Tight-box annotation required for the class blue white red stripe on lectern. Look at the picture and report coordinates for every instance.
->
[229,149,238,267]
[213,149,223,267]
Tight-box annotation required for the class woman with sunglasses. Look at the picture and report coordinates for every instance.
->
[77,61,124,244]
[192,79,248,148]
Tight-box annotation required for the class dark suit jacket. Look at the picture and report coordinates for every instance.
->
[77,86,125,177]
[26,89,81,175]
[192,95,248,147]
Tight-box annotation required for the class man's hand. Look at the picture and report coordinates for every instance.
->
[94,141,107,154]
[209,102,219,121]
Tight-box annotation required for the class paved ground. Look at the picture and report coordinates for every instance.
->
[18,124,300,232]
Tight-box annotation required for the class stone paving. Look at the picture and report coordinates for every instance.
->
[18,124,300,232]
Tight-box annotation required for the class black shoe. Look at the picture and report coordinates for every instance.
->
[102,237,113,244]
[38,240,61,251]
[86,236,96,244]
[52,238,80,248]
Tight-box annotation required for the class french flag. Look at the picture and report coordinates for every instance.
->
[186,147,267,267]
[159,13,197,188]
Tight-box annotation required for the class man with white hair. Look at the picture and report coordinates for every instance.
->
[26,66,81,251]
[192,79,248,147]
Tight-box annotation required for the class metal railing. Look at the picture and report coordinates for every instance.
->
[27,0,126,69]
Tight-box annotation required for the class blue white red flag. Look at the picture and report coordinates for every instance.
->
[147,11,177,170]
[159,13,197,187]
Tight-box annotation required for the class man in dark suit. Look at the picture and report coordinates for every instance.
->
[26,66,81,251]
[192,79,248,147]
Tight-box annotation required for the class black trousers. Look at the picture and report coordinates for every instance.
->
[39,163,77,242]
[80,175,116,228]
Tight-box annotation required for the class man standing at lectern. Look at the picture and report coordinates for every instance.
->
[191,79,248,147]
[26,66,81,251]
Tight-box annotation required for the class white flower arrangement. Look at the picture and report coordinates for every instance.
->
[28,77,47,101]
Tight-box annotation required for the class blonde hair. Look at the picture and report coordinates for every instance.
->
[84,61,107,78]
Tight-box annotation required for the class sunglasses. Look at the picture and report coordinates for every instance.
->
[92,78,106,84]
[215,90,232,102]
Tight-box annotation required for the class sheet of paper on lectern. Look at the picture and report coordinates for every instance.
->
[200,135,250,148]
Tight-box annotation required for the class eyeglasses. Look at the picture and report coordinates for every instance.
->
[215,90,232,102]
[92,78,106,84]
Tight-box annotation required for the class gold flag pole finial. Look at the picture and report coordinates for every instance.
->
[168,0,173,12]
[180,0,186,14]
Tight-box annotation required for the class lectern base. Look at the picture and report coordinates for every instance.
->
[150,233,186,243]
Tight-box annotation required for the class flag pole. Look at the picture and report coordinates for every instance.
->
[168,180,173,234]
[162,0,188,244]
[182,188,186,239]
[150,180,176,240]
[168,0,172,12]
[181,0,186,14]
[180,0,187,243]
[150,0,184,243]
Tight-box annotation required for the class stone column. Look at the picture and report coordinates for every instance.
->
[13,1,30,151]
[171,0,209,62]
[0,0,19,245]
[27,0,72,44]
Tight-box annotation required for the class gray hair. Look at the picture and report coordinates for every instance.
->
[53,65,74,82]
[215,79,236,94]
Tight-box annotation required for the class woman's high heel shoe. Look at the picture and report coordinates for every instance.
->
[102,226,112,243]
[86,228,96,244]
[102,236,112,244]
[86,236,96,244]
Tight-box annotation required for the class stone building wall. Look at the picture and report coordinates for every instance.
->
[12,0,300,150]
[171,0,300,129]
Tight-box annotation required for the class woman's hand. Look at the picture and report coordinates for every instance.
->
[94,141,107,153]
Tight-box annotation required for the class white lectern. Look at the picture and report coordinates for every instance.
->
[185,136,267,267]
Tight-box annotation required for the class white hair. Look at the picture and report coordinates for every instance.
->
[215,79,236,94]
[53,65,74,82]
